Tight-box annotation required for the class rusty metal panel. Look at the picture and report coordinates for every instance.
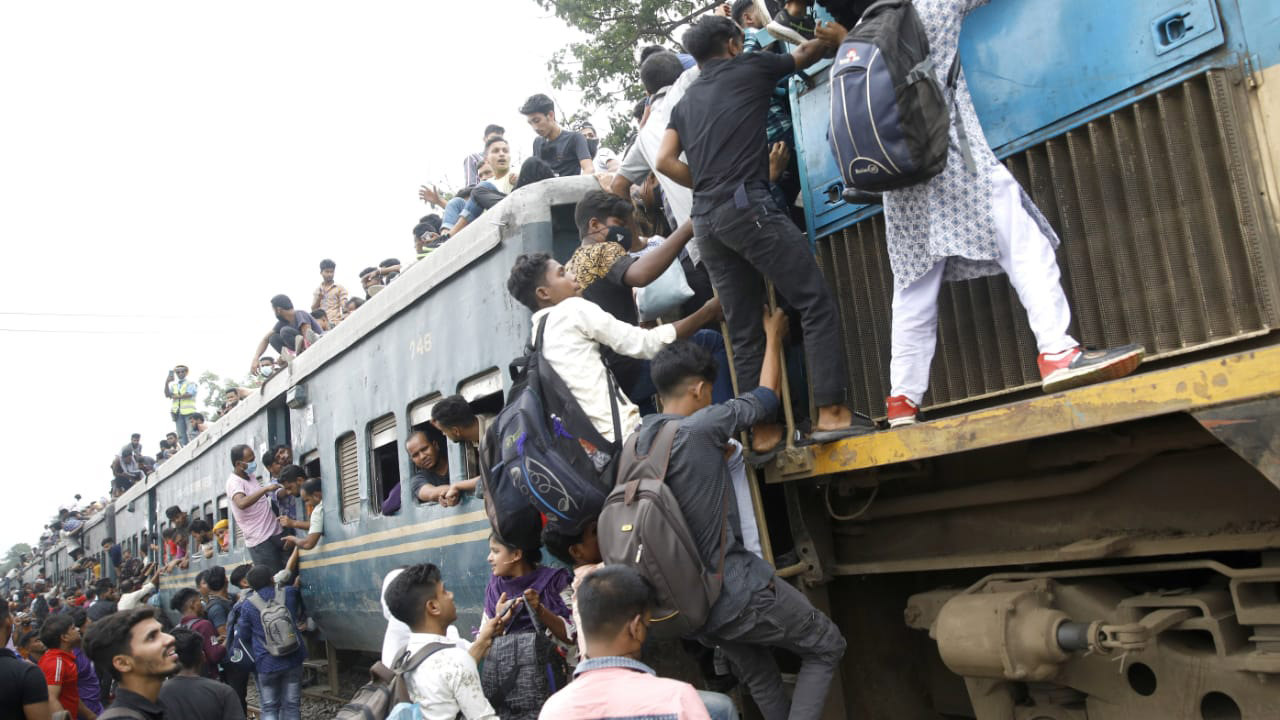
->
[818,71,1278,419]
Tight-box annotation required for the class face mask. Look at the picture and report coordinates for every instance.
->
[605,225,633,250]
[244,461,258,477]
[260,366,273,377]
[586,137,599,157]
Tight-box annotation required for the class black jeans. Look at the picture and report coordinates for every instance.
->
[269,327,300,355]
[693,185,848,408]
[248,532,286,574]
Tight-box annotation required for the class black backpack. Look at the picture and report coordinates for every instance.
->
[482,316,623,540]
[827,0,974,192]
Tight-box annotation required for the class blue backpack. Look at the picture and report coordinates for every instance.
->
[482,316,623,541]
[828,0,973,192]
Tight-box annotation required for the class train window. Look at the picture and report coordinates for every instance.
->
[302,450,321,480]
[217,495,230,553]
[407,394,442,428]
[337,432,360,522]
[457,373,505,483]
[369,414,400,516]
[203,501,213,524]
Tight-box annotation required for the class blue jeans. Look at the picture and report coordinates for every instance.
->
[174,414,192,445]
[257,664,303,720]
[627,329,734,414]
[442,196,467,230]
[698,690,739,720]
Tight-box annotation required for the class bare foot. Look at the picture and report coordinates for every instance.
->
[815,404,853,431]
[751,423,783,453]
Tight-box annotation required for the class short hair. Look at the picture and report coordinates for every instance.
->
[683,15,742,63]
[279,464,307,484]
[313,309,327,321]
[302,478,323,496]
[650,340,717,397]
[205,566,228,592]
[413,221,439,240]
[268,445,291,466]
[18,631,39,648]
[230,564,253,588]
[165,506,183,521]
[574,190,633,238]
[189,518,212,535]
[484,136,508,152]
[359,266,378,279]
[101,537,114,547]
[540,523,584,566]
[507,253,553,312]
[633,98,648,122]
[170,587,200,613]
[431,395,477,430]
[40,614,75,649]
[70,608,88,629]
[346,297,365,310]
[577,565,655,640]
[639,44,668,64]
[195,570,209,589]
[270,294,293,311]
[320,258,336,271]
[519,93,555,116]
[247,565,274,591]
[85,609,161,682]
[95,578,116,592]
[380,258,401,268]
[230,444,251,465]
[641,51,687,95]
[170,627,205,669]
[384,563,443,628]
[483,123,505,138]
[730,0,757,24]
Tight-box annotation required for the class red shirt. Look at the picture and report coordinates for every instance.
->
[39,648,79,714]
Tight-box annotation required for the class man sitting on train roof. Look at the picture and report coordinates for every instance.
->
[506,253,723,448]
[247,294,324,377]
[381,429,464,515]
[657,14,873,454]
[225,445,288,575]
[566,191,732,413]
[431,395,492,497]
[816,2,1145,427]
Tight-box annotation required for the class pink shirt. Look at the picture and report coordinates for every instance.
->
[537,660,710,720]
[226,473,279,546]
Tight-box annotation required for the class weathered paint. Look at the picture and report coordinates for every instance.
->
[782,345,1280,481]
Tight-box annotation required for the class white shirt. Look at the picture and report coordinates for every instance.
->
[532,297,676,442]
[404,632,496,720]
[379,569,465,668]
[619,67,701,259]
[118,581,157,611]
[488,172,515,195]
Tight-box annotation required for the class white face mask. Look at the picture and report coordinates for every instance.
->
[260,365,273,377]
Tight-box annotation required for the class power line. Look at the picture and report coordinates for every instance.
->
[0,328,161,335]
[0,311,236,320]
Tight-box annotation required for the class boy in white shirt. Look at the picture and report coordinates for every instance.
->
[504,252,720,443]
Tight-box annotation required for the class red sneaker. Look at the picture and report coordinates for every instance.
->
[1038,344,1145,393]
[885,395,919,427]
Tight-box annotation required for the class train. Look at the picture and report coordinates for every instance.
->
[12,1,1280,717]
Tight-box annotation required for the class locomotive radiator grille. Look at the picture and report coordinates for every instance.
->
[818,70,1278,418]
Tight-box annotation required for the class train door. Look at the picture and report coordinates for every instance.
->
[268,400,292,455]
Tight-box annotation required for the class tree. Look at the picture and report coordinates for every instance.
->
[532,0,722,149]
[1,543,32,575]
[197,369,262,416]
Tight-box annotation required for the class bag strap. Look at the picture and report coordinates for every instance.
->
[713,476,731,585]
[605,370,623,452]
[395,641,453,674]
[944,50,977,175]
[533,315,549,353]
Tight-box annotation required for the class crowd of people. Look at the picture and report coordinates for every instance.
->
[5,1,1155,718]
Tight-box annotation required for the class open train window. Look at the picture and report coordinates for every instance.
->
[302,450,321,480]
[337,432,360,522]
[203,501,213,524]
[458,371,505,482]
[369,414,401,515]
[216,495,230,553]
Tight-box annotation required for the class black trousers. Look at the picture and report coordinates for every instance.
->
[693,185,849,408]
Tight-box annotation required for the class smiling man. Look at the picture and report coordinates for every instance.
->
[83,608,180,720]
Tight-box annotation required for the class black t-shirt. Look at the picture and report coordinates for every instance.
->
[581,254,649,393]
[668,52,796,215]
[0,648,47,720]
[410,468,449,501]
[158,675,244,720]
[533,130,591,176]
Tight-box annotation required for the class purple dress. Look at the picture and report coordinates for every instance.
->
[484,566,573,636]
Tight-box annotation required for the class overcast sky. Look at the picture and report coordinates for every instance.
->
[0,1,605,554]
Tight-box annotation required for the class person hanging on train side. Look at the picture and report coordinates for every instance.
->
[817,1,1145,427]
[658,14,874,457]
[225,445,288,575]
[272,465,307,537]
[83,608,181,719]
[279,478,325,583]
[430,395,492,498]
[505,253,722,450]
[619,311,847,720]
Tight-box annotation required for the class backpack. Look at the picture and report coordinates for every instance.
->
[222,599,255,670]
[336,642,453,720]
[482,316,623,540]
[598,421,730,639]
[827,0,974,192]
[245,589,300,657]
[480,604,569,720]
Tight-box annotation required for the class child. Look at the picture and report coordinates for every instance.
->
[541,521,603,660]
[484,532,573,644]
